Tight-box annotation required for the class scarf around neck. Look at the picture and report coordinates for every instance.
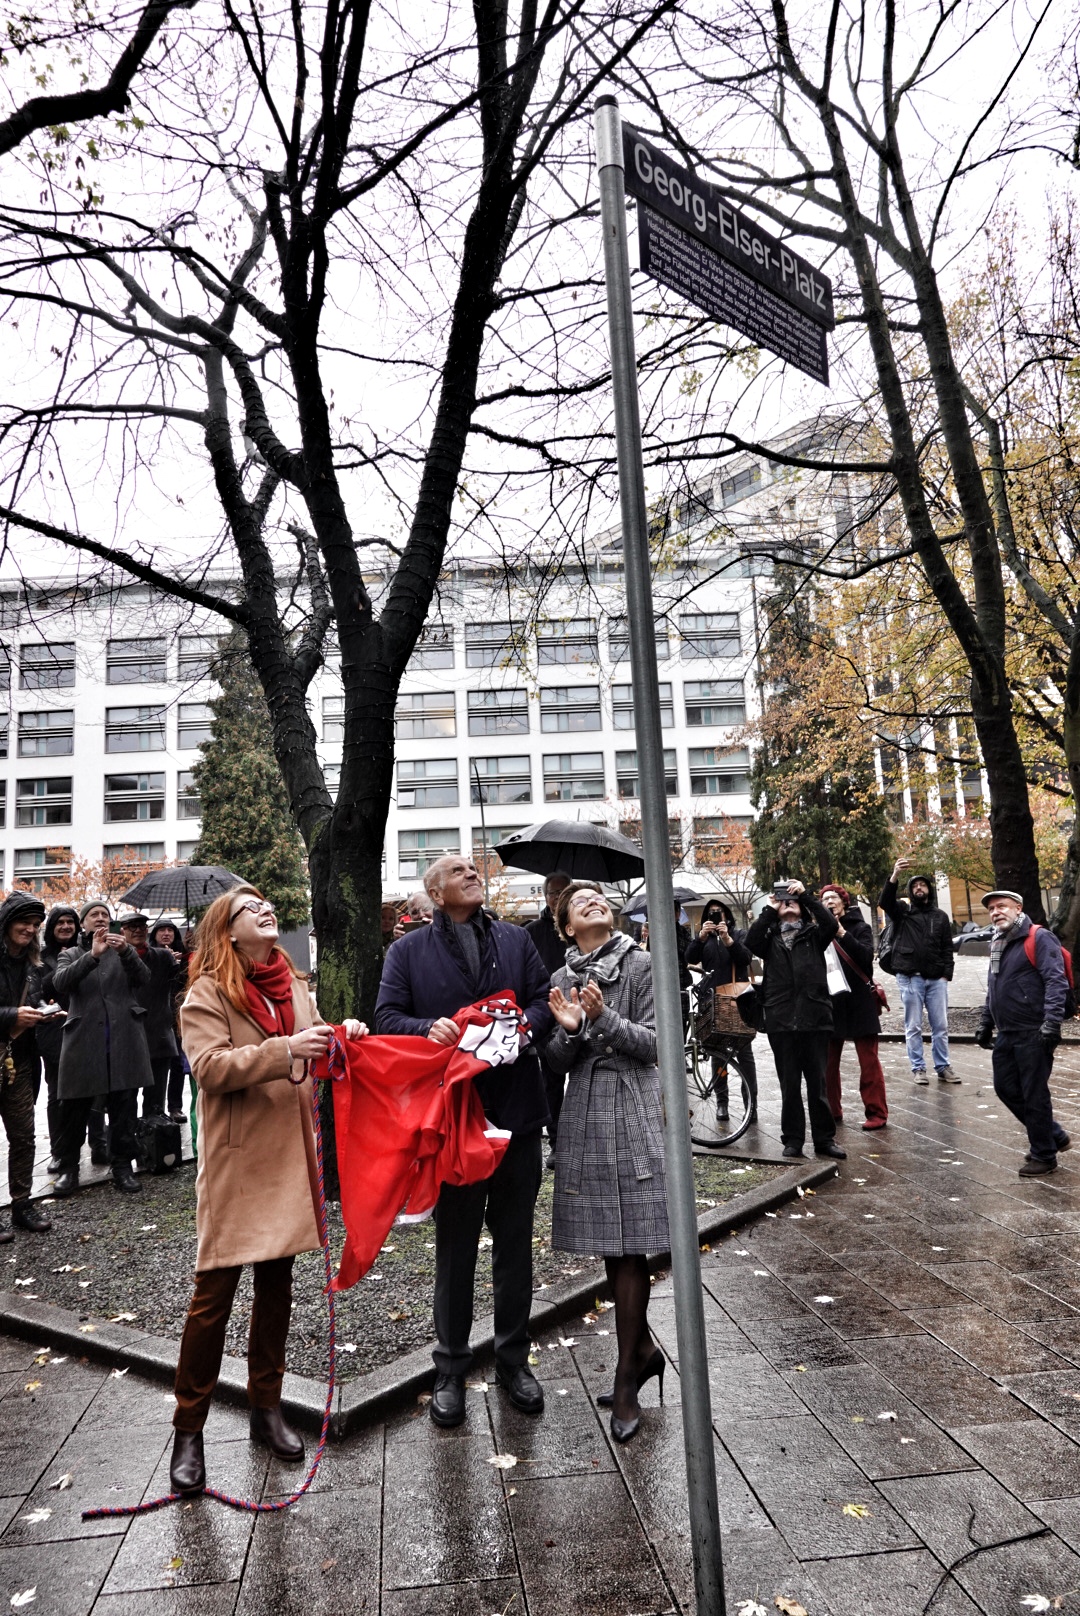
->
[990,914,1026,976]
[243,952,297,1037]
[564,930,637,985]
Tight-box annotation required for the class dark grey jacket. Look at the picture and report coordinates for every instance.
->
[132,947,180,1060]
[53,937,152,1098]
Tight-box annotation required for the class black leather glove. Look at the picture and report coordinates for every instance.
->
[1041,1021,1062,1055]
[975,1020,995,1050]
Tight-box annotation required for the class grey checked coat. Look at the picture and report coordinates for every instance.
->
[543,945,669,1257]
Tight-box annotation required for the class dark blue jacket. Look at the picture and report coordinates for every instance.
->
[984,916,1068,1033]
[375,907,553,1132]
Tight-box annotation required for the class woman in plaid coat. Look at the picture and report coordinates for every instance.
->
[544,882,668,1444]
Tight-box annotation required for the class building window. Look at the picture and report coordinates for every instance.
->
[692,816,751,858]
[684,680,745,727]
[18,710,73,757]
[607,619,669,664]
[396,758,459,809]
[619,817,683,860]
[177,770,202,820]
[176,840,199,863]
[178,634,223,680]
[472,824,528,854]
[0,716,7,759]
[0,781,5,827]
[543,751,604,801]
[689,746,752,794]
[410,626,455,669]
[719,464,761,506]
[104,772,166,822]
[536,619,599,665]
[467,688,529,737]
[107,637,167,683]
[616,749,677,798]
[16,777,72,827]
[323,763,340,801]
[394,691,456,740]
[0,645,10,691]
[465,621,519,668]
[20,642,75,689]
[323,695,344,743]
[106,705,166,753]
[177,703,213,749]
[14,846,71,890]
[104,841,166,866]
[398,828,460,879]
[613,683,673,729]
[470,755,532,806]
[680,612,741,660]
[540,686,601,733]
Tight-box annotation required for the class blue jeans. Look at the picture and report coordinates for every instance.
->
[896,974,950,1072]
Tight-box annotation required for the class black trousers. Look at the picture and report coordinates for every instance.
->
[993,1032,1068,1162]
[432,1128,542,1378]
[541,1060,565,1146]
[711,1042,759,1108]
[142,1056,171,1117]
[767,1031,835,1150]
[166,1053,187,1114]
[0,1065,37,1202]
[55,1090,138,1170]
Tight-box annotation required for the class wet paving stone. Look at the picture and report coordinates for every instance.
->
[0,1532,117,1616]
[706,1351,809,1425]
[381,1422,517,1590]
[92,1587,240,1616]
[877,1466,1044,1563]
[781,1271,924,1339]
[2,1422,170,1542]
[804,1547,983,1615]
[234,1485,381,1616]
[487,1377,615,1480]
[857,1335,1033,1427]
[784,1361,975,1480]
[703,1267,809,1322]
[909,1303,1068,1377]
[381,1579,525,1616]
[1015,1317,1080,1366]
[927,1260,1080,1323]
[737,1315,860,1372]
[1001,1368,1080,1436]
[1,1390,97,1494]
[837,1249,968,1310]
[719,1526,835,1616]
[952,1529,1080,1614]
[508,1471,674,1616]
[951,1418,1080,1499]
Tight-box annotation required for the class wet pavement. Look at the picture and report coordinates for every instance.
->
[4,1038,1080,1613]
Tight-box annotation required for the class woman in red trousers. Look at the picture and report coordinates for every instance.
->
[821,885,888,1131]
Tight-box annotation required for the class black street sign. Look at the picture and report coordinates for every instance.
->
[639,205,830,386]
[623,125,833,384]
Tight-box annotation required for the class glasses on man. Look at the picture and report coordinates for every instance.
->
[229,898,276,921]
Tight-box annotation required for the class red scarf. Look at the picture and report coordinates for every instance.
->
[243,953,297,1038]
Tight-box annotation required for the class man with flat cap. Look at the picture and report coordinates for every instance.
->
[976,890,1071,1176]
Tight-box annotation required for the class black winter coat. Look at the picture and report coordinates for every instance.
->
[53,937,152,1099]
[686,929,752,987]
[983,916,1069,1034]
[132,947,180,1060]
[829,909,881,1041]
[37,907,80,1065]
[746,895,839,1034]
[879,875,954,980]
[0,947,42,1073]
[524,908,568,978]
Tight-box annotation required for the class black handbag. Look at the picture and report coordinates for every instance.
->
[135,1115,182,1174]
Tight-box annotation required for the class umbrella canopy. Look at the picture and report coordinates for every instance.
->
[623,887,704,922]
[118,865,244,913]
[495,820,645,882]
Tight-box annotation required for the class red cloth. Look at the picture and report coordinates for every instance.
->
[826,1036,888,1125]
[316,993,528,1290]
[243,954,297,1038]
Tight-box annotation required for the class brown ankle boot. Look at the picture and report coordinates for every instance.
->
[249,1405,304,1461]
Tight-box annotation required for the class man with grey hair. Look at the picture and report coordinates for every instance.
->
[525,870,572,1167]
[976,890,1071,1176]
[376,855,554,1428]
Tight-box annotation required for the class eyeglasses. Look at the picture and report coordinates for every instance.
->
[229,898,276,921]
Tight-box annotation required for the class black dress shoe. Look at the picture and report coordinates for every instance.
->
[815,1141,847,1159]
[169,1430,205,1494]
[52,1168,80,1197]
[11,1201,51,1233]
[46,1156,62,1174]
[495,1364,545,1415]
[112,1165,141,1193]
[781,1144,804,1159]
[430,1373,466,1427]
[0,1225,12,1245]
[249,1405,304,1461]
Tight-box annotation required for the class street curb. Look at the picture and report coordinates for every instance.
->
[0,1157,836,1437]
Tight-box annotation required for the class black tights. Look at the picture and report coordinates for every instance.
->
[604,1253,653,1422]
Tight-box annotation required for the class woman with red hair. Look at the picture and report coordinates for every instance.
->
[169,884,365,1495]
[820,885,888,1131]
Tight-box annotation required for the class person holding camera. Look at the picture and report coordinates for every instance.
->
[745,881,846,1161]
[0,892,53,1241]
[880,857,958,1084]
[976,890,1071,1176]
[687,899,757,1122]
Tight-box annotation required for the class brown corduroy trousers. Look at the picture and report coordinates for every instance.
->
[173,1256,294,1432]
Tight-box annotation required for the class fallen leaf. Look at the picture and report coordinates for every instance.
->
[139,1224,157,1232]
[765,1212,778,1219]
[320,1557,337,1573]
[387,1308,408,1322]
[850,1416,865,1423]
[109,1313,137,1324]
[465,1380,488,1390]
[340,1343,357,1354]
[736,1602,768,1616]
[699,1243,711,1253]
[167,1556,183,1571]
[23,1382,41,1393]
[14,1278,35,1287]
[753,1270,769,1277]
[900,1437,916,1445]
[597,1329,610,1336]
[814,1295,835,1304]
[1020,1599,1053,1613]
[9,1590,36,1608]
[20,1509,51,1524]
[796,1185,805,1198]
[877,1410,897,1422]
[558,1337,576,1349]
[78,1324,95,1333]
[794,1364,807,1373]
[48,1474,73,1491]
[417,1393,431,1405]
[488,1454,518,1470]
[528,1353,540,1366]
[380,1244,395,1253]
[842,1502,871,1519]
[775,1598,809,1616]
[78,1281,91,1289]
[111,1368,129,1379]
[735,1249,750,1256]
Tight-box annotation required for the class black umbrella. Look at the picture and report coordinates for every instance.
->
[118,865,244,917]
[495,819,645,882]
[624,887,704,922]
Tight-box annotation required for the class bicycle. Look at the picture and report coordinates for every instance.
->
[685,1017,755,1149]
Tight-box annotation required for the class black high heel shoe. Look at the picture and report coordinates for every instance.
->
[598,1347,665,1409]
[610,1408,640,1443]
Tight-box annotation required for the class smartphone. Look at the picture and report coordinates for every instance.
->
[38,1003,64,1017]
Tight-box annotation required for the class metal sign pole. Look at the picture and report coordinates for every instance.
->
[594,94,726,1616]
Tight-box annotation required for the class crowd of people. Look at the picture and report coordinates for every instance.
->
[0,895,192,1240]
[0,860,1073,1498]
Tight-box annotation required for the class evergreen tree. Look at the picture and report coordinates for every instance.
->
[750,572,894,900]
[191,636,310,930]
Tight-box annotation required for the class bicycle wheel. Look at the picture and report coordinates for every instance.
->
[687,1040,754,1149]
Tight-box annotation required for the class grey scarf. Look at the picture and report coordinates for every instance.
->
[564,930,637,985]
[990,914,1026,975]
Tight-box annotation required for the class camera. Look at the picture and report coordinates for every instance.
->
[772,881,795,899]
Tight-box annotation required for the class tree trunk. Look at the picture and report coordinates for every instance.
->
[969,680,1046,922]
[1051,663,1080,952]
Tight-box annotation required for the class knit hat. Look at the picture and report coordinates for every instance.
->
[0,892,46,931]
[79,899,112,923]
[820,883,853,908]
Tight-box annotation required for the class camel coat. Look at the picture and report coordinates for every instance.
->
[180,973,323,1272]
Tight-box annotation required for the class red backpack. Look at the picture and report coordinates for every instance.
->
[1023,925,1077,1019]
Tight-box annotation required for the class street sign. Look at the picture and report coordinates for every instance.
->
[623,126,833,385]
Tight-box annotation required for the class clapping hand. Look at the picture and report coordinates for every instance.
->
[549,984,585,1031]
[580,980,605,1021]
